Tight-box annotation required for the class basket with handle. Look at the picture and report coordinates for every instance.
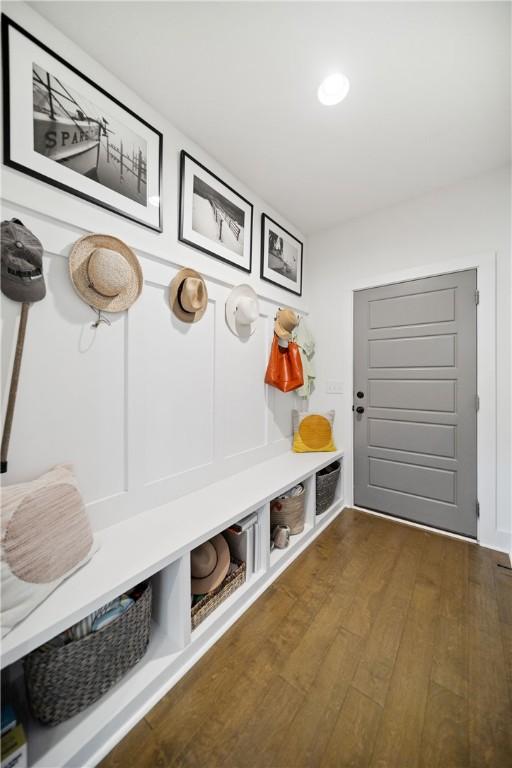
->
[316,461,341,514]
[24,582,152,726]
[270,484,306,535]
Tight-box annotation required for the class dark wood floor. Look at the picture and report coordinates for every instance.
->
[100,509,512,768]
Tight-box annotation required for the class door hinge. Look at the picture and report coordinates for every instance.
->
[475,289,480,305]
[476,500,480,519]
[475,394,480,411]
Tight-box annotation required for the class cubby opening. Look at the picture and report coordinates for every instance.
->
[1,564,188,768]
[269,475,315,567]
[190,510,263,636]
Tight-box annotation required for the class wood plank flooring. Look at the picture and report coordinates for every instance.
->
[100,509,512,768]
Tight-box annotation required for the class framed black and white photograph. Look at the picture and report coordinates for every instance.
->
[260,214,303,296]
[2,15,163,231]
[179,150,253,272]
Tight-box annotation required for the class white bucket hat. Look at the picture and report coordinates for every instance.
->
[225,284,259,337]
[69,234,143,313]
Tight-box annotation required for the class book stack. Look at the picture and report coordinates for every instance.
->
[1,704,27,768]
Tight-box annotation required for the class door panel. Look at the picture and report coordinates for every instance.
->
[368,379,456,411]
[369,458,456,504]
[369,288,455,328]
[369,335,455,368]
[354,270,477,537]
[368,419,455,457]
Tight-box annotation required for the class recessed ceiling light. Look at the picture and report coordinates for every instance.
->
[317,73,350,106]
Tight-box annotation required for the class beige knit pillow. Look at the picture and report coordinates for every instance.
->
[1,465,97,637]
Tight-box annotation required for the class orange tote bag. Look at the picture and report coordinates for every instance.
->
[264,334,304,393]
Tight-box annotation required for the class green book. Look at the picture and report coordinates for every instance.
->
[1,724,27,768]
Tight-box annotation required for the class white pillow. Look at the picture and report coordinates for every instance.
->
[1,465,98,637]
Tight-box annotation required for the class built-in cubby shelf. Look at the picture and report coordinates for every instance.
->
[2,449,343,768]
[270,524,313,568]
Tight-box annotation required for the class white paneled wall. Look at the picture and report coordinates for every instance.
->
[0,3,307,533]
[0,201,302,532]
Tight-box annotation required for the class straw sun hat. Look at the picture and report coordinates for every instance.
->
[274,308,299,340]
[69,234,143,313]
[169,267,208,323]
[190,534,230,595]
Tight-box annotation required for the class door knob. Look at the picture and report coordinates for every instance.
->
[356,391,364,399]
[356,406,365,414]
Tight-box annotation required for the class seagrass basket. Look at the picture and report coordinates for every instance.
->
[316,461,341,514]
[191,559,246,630]
[24,582,152,726]
[270,484,306,535]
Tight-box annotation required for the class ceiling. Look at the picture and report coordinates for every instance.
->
[31,1,510,234]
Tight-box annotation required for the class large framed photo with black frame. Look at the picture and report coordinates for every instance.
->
[260,214,303,296]
[2,14,163,232]
[179,150,253,272]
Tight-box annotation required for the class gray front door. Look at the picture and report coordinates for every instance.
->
[353,270,477,537]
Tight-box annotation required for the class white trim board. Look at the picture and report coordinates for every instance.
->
[0,197,308,314]
[343,252,509,554]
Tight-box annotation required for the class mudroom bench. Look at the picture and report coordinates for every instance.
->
[2,449,344,768]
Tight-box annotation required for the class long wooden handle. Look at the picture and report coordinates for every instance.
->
[1,302,30,473]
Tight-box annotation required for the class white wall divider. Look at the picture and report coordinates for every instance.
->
[303,474,317,529]
[152,557,191,651]
[261,503,271,573]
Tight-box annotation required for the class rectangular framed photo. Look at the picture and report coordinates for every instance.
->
[2,14,163,232]
[179,150,253,272]
[260,214,303,296]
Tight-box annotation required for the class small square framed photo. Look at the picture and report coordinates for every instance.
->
[179,151,253,272]
[260,214,303,296]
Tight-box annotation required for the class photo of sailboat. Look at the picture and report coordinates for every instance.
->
[32,63,148,205]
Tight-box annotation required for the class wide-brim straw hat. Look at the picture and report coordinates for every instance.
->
[169,267,208,323]
[191,534,230,595]
[275,308,299,340]
[69,234,143,313]
[225,284,259,337]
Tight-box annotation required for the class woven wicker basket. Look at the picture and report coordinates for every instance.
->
[24,582,152,726]
[270,485,306,535]
[191,559,246,630]
[316,461,341,515]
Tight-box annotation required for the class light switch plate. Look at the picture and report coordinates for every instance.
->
[326,380,344,394]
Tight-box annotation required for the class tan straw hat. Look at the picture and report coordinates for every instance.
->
[69,234,143,313]
[169,267,208,323]
[190,534,230,594]
[274,308,299,340]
